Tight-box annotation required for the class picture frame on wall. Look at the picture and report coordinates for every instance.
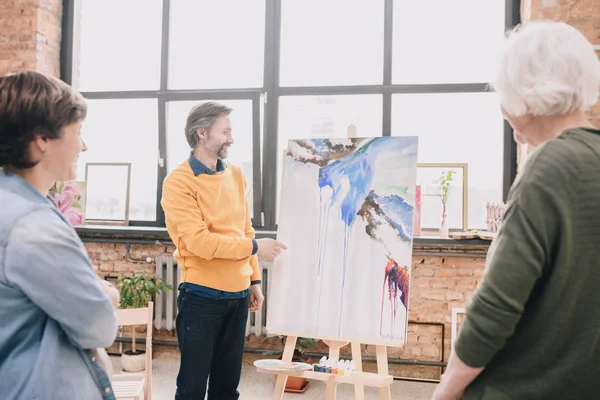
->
[416,163,468,234]
[84,162,132,226]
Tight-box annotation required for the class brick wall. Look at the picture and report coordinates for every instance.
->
[518,0,600,168]
[85,240,487,379]
[523,0,600,127]
[0,0,62,77]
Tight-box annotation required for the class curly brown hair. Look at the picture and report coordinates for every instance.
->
[0,71,87,169]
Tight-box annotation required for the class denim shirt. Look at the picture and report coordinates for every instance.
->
[182,154,260,300]
[0,170,118,400]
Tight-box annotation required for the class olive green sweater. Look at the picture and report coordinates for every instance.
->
[455,127,600,399]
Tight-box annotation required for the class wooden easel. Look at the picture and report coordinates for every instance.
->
[257,335,393,400]
[257,126,394,399]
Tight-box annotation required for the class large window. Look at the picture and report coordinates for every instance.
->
[168,0,266,90]
[64,0,518,231]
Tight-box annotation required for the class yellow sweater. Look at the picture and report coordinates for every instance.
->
[161,160,260,292]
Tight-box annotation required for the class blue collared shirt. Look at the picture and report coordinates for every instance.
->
[181,153,260,300]
[0,169,118,400]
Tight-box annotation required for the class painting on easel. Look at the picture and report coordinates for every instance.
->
[268,136,418,346]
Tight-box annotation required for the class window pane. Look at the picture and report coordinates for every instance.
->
[76,99,159,221]
[392,93,504,230]
[75,0,162,91]
[166,100,256,218]
[279,0,384,87]
[277,95,383,222]
[392,0,505,84]
[168,0,266,89]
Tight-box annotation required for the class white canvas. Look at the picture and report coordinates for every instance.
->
[267,137,418,346]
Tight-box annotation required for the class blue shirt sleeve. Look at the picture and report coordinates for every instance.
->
[251,238,258,255]
[5,209,118,349]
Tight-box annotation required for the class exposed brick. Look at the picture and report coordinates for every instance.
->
[416,256,444,266]
[444,257,484,269]
[435,269,454,278]
[447,301,467,311]
[411,277,431,288]
[446,291,463,300]
[420,290,446,301]
[406,332,418,344]
[415,266,435,277]
[454,269,474,278]
[0,0,62,77]
[430,278,455,290]
[97,262,114,272]
[456,280,478,291]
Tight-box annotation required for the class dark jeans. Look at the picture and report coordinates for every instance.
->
[175,288,249,400]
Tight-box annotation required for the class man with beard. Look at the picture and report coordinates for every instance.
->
[161,101,287,400]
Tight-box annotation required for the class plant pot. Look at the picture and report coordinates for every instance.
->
[121,349,146,373]
[281,355,312,393]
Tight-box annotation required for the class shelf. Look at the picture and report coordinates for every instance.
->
[256,368,393,388]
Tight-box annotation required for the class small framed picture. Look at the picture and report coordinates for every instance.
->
[84,162,131,225]
[417,163,468,234]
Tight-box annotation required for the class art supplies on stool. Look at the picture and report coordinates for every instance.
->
[313,356,355,376]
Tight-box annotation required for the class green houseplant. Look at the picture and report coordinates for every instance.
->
[116,271,172,372]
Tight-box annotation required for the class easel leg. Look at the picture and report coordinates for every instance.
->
[376,345,391,400]
[351,342,365,400]
[324,340,346,400]
[273,336,297,400]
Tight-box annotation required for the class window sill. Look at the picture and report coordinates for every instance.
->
[75,224,491,252]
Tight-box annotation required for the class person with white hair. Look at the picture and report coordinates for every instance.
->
[432,20,600,400]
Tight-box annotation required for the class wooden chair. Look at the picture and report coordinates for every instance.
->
[112,302,153,400]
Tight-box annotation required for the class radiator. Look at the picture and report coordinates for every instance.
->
[154,255,181,331]
[154,255,270,336]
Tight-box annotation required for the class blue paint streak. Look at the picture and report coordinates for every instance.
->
[369,192,414,241]
[315,188,331,330]
[311,137,418,337]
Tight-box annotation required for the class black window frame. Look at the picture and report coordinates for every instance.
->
[61,0,520,231]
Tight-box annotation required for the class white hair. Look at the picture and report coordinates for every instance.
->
[491,20,600,117]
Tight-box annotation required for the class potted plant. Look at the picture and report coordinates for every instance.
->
[261,337,317,393]
[433,170,456,238]
[284,337,316,393]
[116,271,172,372]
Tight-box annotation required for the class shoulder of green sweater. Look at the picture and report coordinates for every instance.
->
[518,134,583,188]
[508,136,582,210]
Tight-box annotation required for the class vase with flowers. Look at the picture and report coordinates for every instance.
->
[433,170,455,238]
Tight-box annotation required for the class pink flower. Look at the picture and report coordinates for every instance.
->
[63,207,84,225]
[62,183,81,198]
[54,190,75,214]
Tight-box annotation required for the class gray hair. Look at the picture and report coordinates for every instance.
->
[491,20,600,117]
[185,101,232,149]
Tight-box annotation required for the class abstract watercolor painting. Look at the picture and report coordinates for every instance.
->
[49,181,87,226]
[267,137,418,346]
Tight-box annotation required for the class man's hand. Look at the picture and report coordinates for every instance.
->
[249,284,264,312]
[256,238,287,261]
